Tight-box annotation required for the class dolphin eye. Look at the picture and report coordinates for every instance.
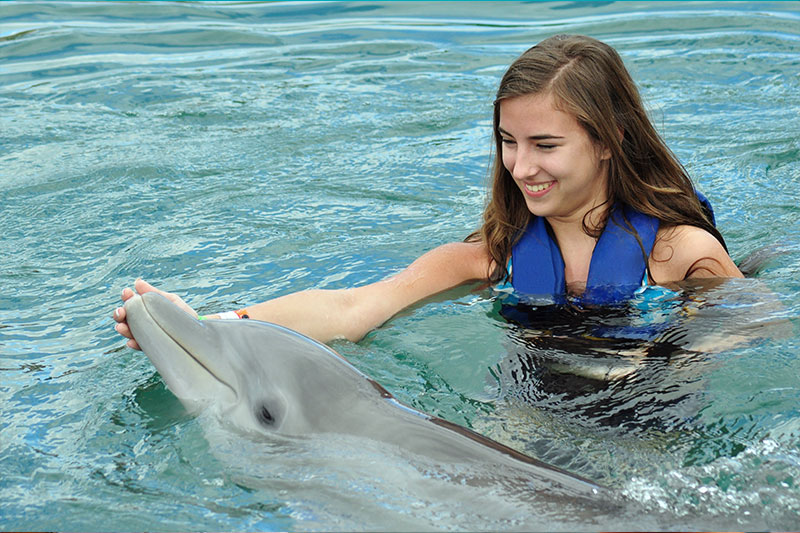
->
[257,405,275,426]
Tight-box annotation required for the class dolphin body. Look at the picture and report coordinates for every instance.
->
[124,292,616,511]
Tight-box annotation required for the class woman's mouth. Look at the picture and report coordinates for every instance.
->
[524,181,555,197]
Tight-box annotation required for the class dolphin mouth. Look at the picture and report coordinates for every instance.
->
[138,293,239,402]
[163,330,239,401]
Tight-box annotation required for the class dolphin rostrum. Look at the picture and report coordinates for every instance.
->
[124,292,613,506]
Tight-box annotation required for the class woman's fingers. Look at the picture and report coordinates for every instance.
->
[133,278,161,296]
[114,279,198,351]
[114,318,133,340]
[121,286,136,302]
[133,279,198,318]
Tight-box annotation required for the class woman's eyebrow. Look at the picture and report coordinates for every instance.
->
[497,126,564,140]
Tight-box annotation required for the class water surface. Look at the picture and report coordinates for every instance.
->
[2,1,799,530]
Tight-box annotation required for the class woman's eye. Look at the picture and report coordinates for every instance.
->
[501,138,516,145]
[537,144,556,150]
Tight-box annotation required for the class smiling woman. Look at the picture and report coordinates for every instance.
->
[476,34,742,300]
[115,35,742,350]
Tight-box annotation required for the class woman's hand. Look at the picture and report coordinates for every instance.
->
[113,279,198,350]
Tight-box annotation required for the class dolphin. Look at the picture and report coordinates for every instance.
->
[123,292,614,506]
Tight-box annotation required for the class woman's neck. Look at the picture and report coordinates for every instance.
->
[546,201,610,286]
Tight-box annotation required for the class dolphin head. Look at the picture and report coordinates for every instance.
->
[125,292,380,437]
[124,295,614,506]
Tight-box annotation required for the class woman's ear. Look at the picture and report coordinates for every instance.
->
[600,126,624,161]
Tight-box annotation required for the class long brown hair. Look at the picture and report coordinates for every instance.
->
[468,34,725,283]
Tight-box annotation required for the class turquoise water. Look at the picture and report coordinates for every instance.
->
[2,1,799,530]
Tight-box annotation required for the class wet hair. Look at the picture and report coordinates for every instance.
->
[467,34,726,284]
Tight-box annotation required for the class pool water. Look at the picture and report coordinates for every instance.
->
[2,1,799,530]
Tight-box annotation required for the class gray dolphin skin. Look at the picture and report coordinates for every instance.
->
[124,292,610,503]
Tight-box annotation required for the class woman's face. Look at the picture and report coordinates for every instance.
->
[498,92,610,226]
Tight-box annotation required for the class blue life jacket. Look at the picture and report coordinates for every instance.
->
[509,192,715,305]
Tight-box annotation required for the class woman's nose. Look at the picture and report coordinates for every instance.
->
[511,147,540,180]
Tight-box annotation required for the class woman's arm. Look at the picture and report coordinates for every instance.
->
[114,241,492,348]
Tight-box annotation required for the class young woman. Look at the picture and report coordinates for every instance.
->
[114,34,742,350]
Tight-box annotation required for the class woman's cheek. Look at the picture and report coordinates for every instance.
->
[501,150,515,175]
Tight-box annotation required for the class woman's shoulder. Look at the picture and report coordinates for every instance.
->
[650,224,743,282]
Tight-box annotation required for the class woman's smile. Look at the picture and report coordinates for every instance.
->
[523,180,556,197]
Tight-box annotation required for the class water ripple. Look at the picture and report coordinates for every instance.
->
[2,2,799,531]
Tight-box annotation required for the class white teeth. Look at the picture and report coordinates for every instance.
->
[525,182,551,193]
